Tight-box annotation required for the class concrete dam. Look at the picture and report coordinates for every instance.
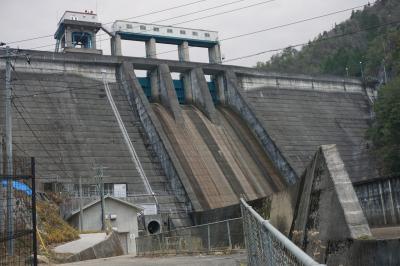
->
[2,10,400,265]
[2,10,390,255]
[0,50,376,217]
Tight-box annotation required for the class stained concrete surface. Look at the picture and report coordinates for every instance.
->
[57,253,247,266]
[153,103,286,209]
[371,226,400,240]
[53,233,107,254]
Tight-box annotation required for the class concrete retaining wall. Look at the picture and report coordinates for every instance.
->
[64,232,124,263]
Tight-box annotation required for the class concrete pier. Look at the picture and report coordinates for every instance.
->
[145,38,157,59]
[111,34,122,56]
[208,44,222,64]
[178,41,190,62]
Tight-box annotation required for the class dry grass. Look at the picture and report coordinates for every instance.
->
[36,200,79,246]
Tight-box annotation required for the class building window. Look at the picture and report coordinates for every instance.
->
[104,183,114,196]
[192,31,198,36]
[140,25,146,30]
[126,24,133,29]
[153,27,160,32]
[167,29,173,33]
[71,32,93,48]
[180,30,186,35]
[205,33,210,38]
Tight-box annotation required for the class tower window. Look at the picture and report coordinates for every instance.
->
[167,29,173,33]
[153,27,160,32]
[126,24,133,29]
[192,31,198,36]
[205,33,210,38]
[71,32,93,48]
[140,25,146,30]
[180,30,186,35]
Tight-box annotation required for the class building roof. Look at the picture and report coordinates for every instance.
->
[68,196,143,219]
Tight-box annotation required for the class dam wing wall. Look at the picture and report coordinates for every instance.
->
[234,72,378,183]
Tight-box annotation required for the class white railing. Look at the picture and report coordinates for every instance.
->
[102,73,153,196]
[240,198,325,266]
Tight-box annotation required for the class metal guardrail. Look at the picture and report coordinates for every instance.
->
[136,217,244,256]
[240,198,324,266]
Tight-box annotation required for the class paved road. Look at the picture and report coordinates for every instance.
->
[58,253,247,266]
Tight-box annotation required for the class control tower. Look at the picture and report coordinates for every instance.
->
[54,10,102,54]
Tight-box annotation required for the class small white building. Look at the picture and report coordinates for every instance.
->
[67,196,143,255]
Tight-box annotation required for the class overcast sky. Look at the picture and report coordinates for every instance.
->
[0,0,373,67]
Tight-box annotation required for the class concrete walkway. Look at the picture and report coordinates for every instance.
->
[58,253,247,266]
[54,233,107,254]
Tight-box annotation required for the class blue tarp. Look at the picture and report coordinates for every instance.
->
[1,180,32,195]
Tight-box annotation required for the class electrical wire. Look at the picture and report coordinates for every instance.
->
[11,68,74,178]
[15,0,277,51]
[223,19,400,62]
[154,3,369,56]
[3,18,398,101]
[4,0,208,45]
[3,17,395,101]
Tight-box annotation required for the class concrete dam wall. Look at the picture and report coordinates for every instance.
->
[0,49,379,224]
[153,104,285,209]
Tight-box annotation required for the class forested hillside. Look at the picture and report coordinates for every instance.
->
[256,0,400,81]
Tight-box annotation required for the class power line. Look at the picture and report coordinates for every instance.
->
[154,3,368,56]
[4,15,397,101]
[12,100,73,178]
[102,0,207,25]
[17,0,277,51]
[223,19,400,63]
[4,18,398,100]
[11,67,74,178]
[4,0,208,45]
[221,4,367,41]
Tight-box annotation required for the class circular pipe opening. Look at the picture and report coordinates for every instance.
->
[147,220,161,234]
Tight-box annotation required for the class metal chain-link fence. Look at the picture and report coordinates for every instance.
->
[136,218,244,256]
[240,198,324,266]
[0,157,37,266]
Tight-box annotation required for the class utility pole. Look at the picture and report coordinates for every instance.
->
[93,165,108,231]
[79,176,83,232]
[1,46,30,255]
[359,61,364,79]
[382,59,388,84]
[0,131,3,237]
[5,46,14,256]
